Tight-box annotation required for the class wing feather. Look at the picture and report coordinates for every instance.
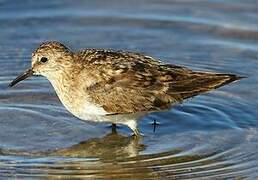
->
[76,49,241,114]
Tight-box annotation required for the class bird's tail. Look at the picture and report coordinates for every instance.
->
[208,73,245,89]
[169,72,245,100]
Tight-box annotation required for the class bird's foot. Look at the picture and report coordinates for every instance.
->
[111,123,117,134]
[151,119,160,133]
[131,129,144,138]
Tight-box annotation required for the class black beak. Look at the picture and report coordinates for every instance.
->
[9,68,34,87]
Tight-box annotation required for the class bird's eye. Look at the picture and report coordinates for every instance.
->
[40,57,48,63]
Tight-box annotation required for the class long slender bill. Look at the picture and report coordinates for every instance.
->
[9,68,34,87]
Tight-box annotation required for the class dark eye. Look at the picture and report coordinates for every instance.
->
[40,57,48,63]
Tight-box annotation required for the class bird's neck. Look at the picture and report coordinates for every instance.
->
[46,67,85,114]
[46,66,103,118]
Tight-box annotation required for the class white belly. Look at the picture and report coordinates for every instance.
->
[51,82,146,124]
[73,103,146,124]
[66,101,111,122]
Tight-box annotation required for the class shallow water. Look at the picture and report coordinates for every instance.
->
[0,0,258,179]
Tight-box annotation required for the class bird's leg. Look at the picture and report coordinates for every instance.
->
[153,119,156,132]
[151,119,160,133]
[111,123,117,134]
[152,119,157,132]
[125,120,142,137]
[133,128,141,137]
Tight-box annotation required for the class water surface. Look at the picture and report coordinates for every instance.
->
[0,0,258,179]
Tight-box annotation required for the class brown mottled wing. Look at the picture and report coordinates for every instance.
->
[168,69,242,100]
[78,50,241,114]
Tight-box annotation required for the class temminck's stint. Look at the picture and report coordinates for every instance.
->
[9,41,243,136]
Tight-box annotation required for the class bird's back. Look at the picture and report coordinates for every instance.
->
[75,49,242,114]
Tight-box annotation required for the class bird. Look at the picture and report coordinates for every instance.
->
[9,41,244,136]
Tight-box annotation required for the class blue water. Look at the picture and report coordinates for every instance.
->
[0,0,258,179]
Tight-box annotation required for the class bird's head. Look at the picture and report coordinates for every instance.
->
[9,41,73,87]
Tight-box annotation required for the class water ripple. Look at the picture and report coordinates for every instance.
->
[0,128,257,178]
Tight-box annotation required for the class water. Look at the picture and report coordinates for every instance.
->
[0,0,258,179]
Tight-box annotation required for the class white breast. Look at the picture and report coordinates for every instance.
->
[48,77,111,122]
[73,101,111,122]
[83,101,108,115]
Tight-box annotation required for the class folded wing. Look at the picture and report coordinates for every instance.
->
[78,50,242,114]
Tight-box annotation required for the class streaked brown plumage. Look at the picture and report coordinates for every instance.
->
[9,41,243,135]
[77,49,241,113]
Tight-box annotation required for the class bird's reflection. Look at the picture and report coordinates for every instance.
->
[46,133,209,179]
[46,132,156,179]
[50,132,146,159]
[0,132,216,179]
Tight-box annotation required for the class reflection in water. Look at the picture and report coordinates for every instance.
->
[44,133,209,179]
[45,131,257,179]
[48,133,156,179]
[0,130,257,178]
[51,132,146,158]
